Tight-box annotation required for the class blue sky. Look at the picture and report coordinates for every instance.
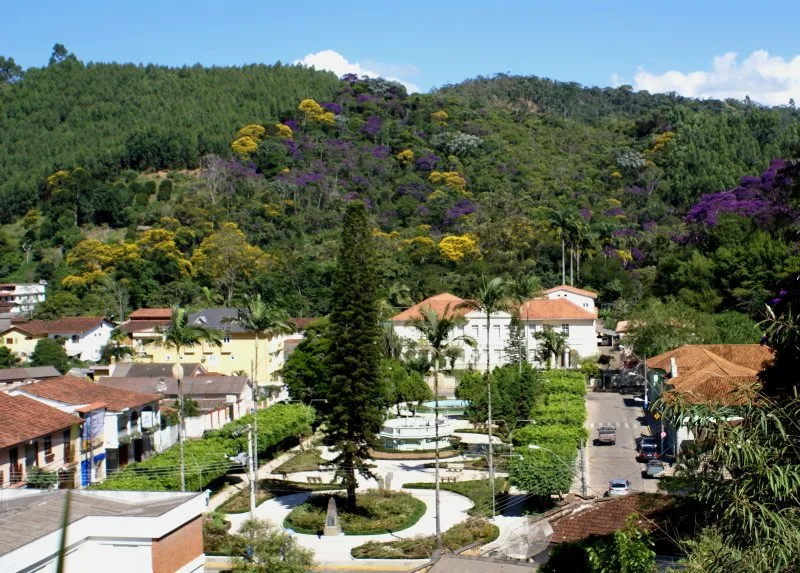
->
[4,0,800,103]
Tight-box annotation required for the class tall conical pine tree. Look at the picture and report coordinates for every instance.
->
[326,201,384,510]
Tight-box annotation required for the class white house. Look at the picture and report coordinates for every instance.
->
[0,489,205,573]
[0,282,47,314]
[0,316,115,363]
[390,285,599,371]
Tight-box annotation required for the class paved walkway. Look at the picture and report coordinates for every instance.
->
[228,488,474,562]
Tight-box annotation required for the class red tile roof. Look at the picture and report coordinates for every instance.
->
[118,319,170,335]
[543,285,598,299]
[6,317,110,336]
[647,345,772,406]
[391,293,468,322]
[0,392,81,449]
[519,298,597,320]
[18,376,161,412]
[127,308,173,320]
[292,317,321,331]
[550,493,675,543]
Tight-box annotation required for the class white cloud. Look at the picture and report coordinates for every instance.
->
[610,73,625,88]
[294,50,421,94]
[633,50,800,106]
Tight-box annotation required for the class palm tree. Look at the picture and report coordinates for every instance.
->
[157,307,223,491]
[508,275,542,367]
[535,326,569,369]
[229,294,296,469]
[408,304,475,549]
[547,207,577,286]
[459,276,514,518]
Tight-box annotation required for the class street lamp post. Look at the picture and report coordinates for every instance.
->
[232,424,256,520]
[172,363,186,492]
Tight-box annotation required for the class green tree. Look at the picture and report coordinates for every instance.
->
[282,319,331,404]
[624,298,717,357]
[0,55,23,85]
[535,326,569,368]
[509,444,576,509]
[503,312,526,366]
[508,274,541,363]
[157,307,223,358]
[232,518,316,572]
[30,338,70,373]
[326,201,384,510]
[586,514,656,573]
[0,346,20,368]
[384,359,431,414]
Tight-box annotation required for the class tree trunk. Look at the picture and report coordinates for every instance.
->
[577,249,581,284]
[569,244,574,286]
[434,363,442,549]
[252,334,259,471]
[346,448,357,511]
[561,237,566,285]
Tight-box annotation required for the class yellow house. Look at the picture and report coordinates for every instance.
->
[133,308,275,384]
[0,323,42,360]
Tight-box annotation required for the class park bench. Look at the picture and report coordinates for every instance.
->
[447,464,464,472]
[307,476,323,484]
[441,476,458,483]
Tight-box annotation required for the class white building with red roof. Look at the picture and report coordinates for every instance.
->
[390,285,598,371]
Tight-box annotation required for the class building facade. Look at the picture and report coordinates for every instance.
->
[0,317,115,362]
[0,282,47,315]
[391,285,599,371]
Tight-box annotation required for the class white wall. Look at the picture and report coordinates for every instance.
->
[61,322,114,362]
[545,289,595,312]
[393,310,597,372]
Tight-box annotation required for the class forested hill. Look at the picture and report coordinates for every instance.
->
[1,46,799,333]
[0,46,340,215]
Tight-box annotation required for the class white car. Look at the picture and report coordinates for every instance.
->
[607,479,631,496]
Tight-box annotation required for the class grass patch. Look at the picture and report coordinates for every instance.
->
[403,478,507,517]
[351,517,499,559]
[284,490,426,535]
[272,448,327,474]
[455,428,510,443]
[218,478,344,514]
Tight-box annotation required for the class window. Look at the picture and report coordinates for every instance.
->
[472,325,480,339]
[493,325,501,337]
[223,336,231,344]
[493,349,502,363]
[71,335,79,343]
[63,430,71,461]
[4,337,12,344]
[561,324,569,335]
[44,436,52,454]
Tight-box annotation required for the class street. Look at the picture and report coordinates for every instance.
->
[584,392,659,496]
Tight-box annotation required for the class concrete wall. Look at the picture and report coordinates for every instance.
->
[151,516,203,573]
[61,322,114,362]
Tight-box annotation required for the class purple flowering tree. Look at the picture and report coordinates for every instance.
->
[362,115,383,140]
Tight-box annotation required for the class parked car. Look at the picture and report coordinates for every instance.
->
[638,442,659,462]
[607,479,631,496]
[597,426,616,445]
[646,460,666,478]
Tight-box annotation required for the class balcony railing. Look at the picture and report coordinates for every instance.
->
[10,463,23,484]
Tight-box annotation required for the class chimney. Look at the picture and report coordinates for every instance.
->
[670,357,678,378]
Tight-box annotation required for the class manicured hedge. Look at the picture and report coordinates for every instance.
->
[93,403,314,491]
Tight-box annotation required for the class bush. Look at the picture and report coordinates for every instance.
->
[351,517,499,559]
[404,478,507,518]
[513,424,587,447]
[93,404,314,491]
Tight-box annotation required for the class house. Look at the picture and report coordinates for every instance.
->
[118,308,173,354]
[0,489,205,573]
[0,392,82,488]
[99,375,254,422]
[133,308,279,384]
[390,286,599,371]
[0,282,47,314]
[0,316,115,362]
[265,317,319,384]
[645,344,773,454]
[0,365,61,389]
[9,376,163,481]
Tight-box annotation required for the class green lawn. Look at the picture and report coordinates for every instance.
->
[403,478,507,517]
[272,448,328,474]
[351,517,499,558]
[284,490,426,535]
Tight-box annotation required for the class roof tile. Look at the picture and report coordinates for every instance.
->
[391,293,468,322]
[0,392,81,449]
[18,376,161,412]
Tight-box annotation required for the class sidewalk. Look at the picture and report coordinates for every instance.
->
[208,434,316,512]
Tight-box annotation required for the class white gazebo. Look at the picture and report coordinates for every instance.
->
[380,416,454,451]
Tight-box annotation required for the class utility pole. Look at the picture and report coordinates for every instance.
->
[247,426,256,520]
[580,439,588,497]
[643,354,648,410]
[172,363,186,492]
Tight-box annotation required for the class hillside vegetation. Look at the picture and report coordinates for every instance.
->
[1,45,798,326]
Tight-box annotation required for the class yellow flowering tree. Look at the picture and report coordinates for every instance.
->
[136,229,191,277]
[429,171,468,196]
[431,110,449,126]
[401,236,437,263]
[62,240,141,289]
[439,234,481,262]
[275,123,294,138]
[236,124,266,141]
[397,149,415,165]
[191,223,269,305]
[231,136,258,158]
